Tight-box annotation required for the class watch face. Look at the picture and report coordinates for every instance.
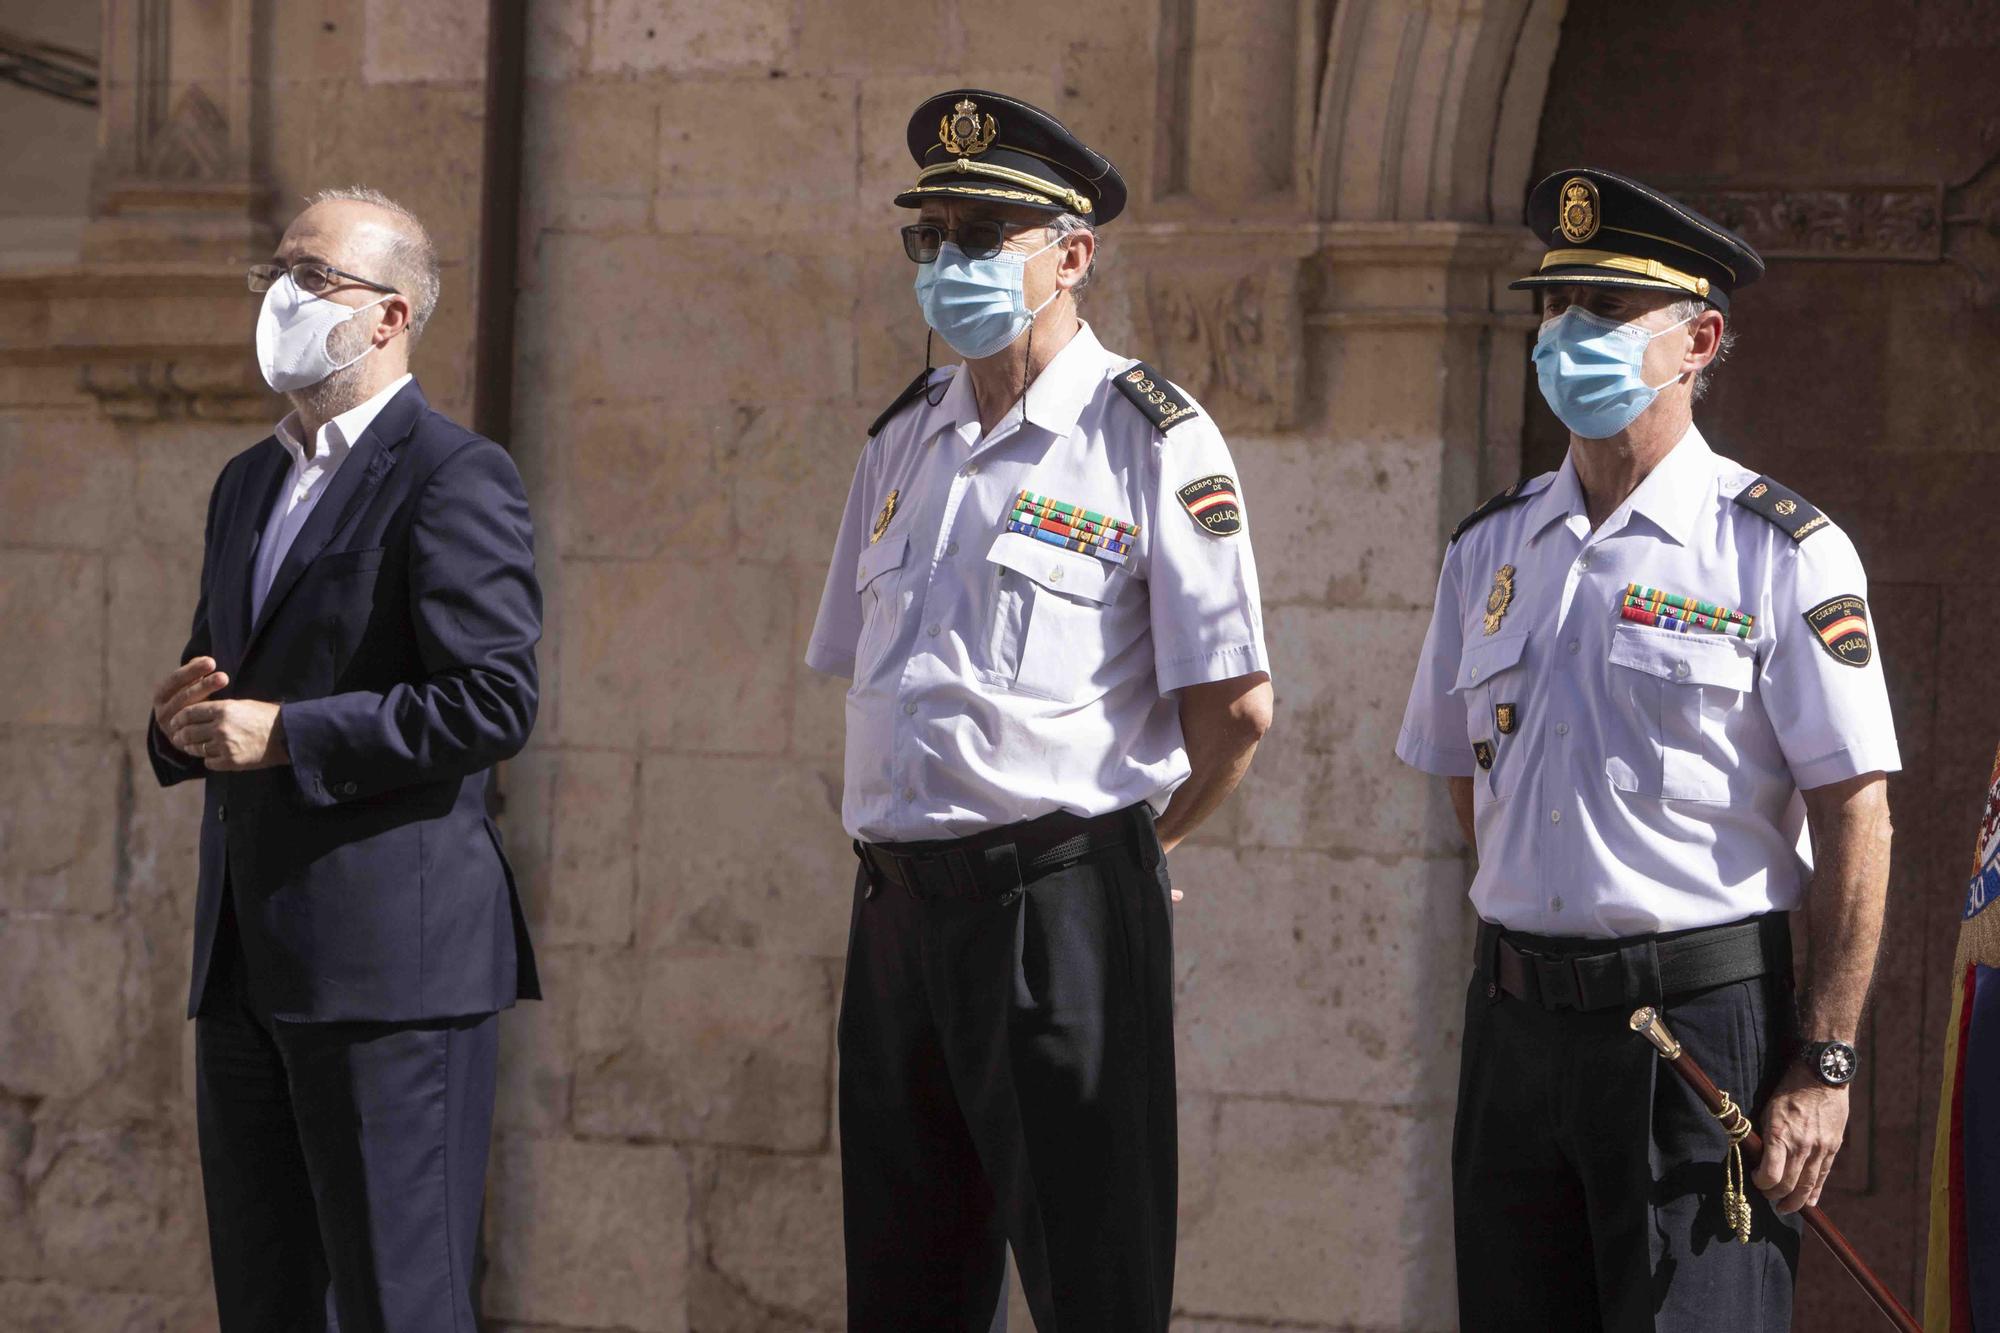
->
[1816,1042,1857,1085]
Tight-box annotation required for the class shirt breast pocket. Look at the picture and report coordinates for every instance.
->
[854,533,909,680]
[1605,623,1757,802]
[1449,630,1530,799]
[985,531,1119,703]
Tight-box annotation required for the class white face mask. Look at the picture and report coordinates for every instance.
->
[255,273,390,393]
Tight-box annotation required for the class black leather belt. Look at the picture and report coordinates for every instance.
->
[1478,913,1791,1012]
[857,804,1151,901]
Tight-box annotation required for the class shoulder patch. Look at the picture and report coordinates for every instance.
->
[1113,361,1200,433]
[1449,478,1536,545]
[1176,475,1242,535]
[1804,594,1872,667]
[868,368,946,439]
[1733,475,1830,544]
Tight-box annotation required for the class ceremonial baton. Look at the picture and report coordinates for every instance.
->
[1629,1007,1920,1333]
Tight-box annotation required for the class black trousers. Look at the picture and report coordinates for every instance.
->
[194,914,499,1333]
[1453,932,1802,1332]
[838,809,1178,1332]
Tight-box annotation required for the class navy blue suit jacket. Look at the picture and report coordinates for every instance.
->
[150,380,543,1022]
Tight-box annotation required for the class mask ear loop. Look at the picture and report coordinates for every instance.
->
[1017,230,1071,432]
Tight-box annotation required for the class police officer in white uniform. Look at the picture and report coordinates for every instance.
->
[1398,169,1898,1331]
[807,90,1273,1332]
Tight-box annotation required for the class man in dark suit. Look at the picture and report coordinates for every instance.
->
[147,186,542,1332]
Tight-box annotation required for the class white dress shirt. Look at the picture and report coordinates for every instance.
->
[807,323,1270,842]
[1397,426,1900,937]
[251,373,412,621]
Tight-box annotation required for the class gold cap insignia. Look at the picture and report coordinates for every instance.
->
[940,99,997,156]
[1483,564,1516,636]
[870,489,899,544]
[1558,177,1600,244]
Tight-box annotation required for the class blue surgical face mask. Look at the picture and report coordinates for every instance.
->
[1532,305,1694,439]
[914,235,1064,360]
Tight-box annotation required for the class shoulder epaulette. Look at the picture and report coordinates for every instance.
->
[1732,475,1830,544]
[1113,361,1200,434]
[868,368,947,438]
[1449,478,1536,545]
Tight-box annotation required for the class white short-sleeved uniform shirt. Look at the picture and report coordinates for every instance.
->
[1397,427,1900,937]
[807,322,1270,843]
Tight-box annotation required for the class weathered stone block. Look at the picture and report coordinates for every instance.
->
[692,1149,844,1329]
[106,548,202,739]
[363,0,488,84]
[1171,846,1472,1105]
[0,1281,216,1333]
[636,756,849,958]
[541,748,638,947]
[0,735,117,914]
[301,83,486,268]
[0,414,126,550]
[656,77,859,235]
[1177,1095,1455,1329]
[119,734,204,923]
[0,917,125,1099]
[561,558,794,753]
[522,79,659,235]
[728,403,867,568]
[30,1123,207,1294]
[495,948,579,1135]
[590,0,792,74]
[0,552,103,727]
[574,951,833,1151]
[483,1135,690,1332]
[0,1095,35,1278]
[796,0,954,72]
[559,401,736,561]
[1232,604,1454,854]
[526,0,591,81]
[132,424,258,555]
[531,234,856,406]
[1233,434,1450,609]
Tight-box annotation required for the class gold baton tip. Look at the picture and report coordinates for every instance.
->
[1629,1006,1683,1059]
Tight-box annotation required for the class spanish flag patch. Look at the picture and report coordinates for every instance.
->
[1804,593,1872,667]
[1176,474,1242,536]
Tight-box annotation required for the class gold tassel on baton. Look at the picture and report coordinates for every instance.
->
[1629,1008,1920,1333]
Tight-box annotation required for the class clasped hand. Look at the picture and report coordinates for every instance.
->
[152,657,289,771]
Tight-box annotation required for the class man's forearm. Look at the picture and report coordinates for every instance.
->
[1798,774,1894,1041]
[1156,734,1259,850]
[1156,676,1273,851]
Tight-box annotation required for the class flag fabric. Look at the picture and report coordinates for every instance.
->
[1927,743,2000,1330]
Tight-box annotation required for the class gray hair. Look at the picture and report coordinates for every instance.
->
[305,185,441,341]
[1670,297,1735,402]
[1049,211,1097,300]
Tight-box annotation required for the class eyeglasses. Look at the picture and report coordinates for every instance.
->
[247,260,398,297]
[900,219,1045,263]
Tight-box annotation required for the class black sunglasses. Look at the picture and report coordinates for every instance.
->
[247,259,398,297]
[901,219,1046,263]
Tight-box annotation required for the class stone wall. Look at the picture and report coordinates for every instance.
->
[0,1,1566,1329]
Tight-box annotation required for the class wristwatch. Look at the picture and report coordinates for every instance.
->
[1800,1039,1859,1087]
